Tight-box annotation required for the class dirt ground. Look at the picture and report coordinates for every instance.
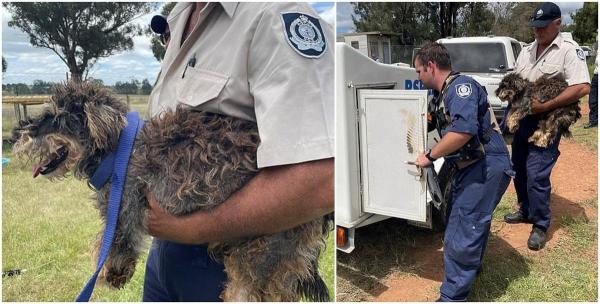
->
[338,104,597,302]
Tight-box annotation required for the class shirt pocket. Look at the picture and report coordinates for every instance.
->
[539,62,561,77]
[176,67,229,107]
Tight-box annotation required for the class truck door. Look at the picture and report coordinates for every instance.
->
[357,89,428,222]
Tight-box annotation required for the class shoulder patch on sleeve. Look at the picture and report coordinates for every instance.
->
[455,83,472,98]
[280,12,326,59]
[576,48,586,60]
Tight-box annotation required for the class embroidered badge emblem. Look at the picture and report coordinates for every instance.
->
[281,12,327,58]
[536,9,543,18]
[456,83,472,98]
[576,49,585,60]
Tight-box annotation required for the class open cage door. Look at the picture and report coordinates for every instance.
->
[357,89,429,222]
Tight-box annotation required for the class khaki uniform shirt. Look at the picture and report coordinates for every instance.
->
[148,2,334,168]
[515,33,590,85]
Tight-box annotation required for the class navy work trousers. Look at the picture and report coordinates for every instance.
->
[439,155,512,301]
[512,127,561,231]
[142,239,227,302]
[589,73,598,125]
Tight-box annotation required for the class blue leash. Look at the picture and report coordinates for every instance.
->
[76,112,144,302]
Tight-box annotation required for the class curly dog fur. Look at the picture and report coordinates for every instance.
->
[495,73,581,147]
[12,81,332,301]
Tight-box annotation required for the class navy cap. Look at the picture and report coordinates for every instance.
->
[529,2,562,28]
[150,15,168,34]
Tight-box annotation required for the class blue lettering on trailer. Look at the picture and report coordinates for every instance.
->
[405,79,426,90]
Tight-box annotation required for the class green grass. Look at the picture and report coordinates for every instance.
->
[338,195,597,302]
[2,150,334,301]
[569,96,598,151]
[2,153,148,301]
[471,197,598,301]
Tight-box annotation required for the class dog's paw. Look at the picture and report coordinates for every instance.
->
[507,119,518,133]
[100,260,136,289]
[528,131,549,148]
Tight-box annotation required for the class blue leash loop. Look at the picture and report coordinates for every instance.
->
[76,112,144,302]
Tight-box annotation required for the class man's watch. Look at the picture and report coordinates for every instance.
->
[425,150,437,162]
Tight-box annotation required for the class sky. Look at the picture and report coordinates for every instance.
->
[1,2,335,85]
[336,2,586,35]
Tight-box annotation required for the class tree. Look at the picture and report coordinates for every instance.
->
[13,83,31,95]
[4,2,156,82]
[31,80,56,94]
[571,2,598,45]
[150,2,176,61]
[352,2,438,45]
[351,2,483,46]
[490,2,536,42]
[2,56,6,73]
[427,2,467,38]
[140,78,153,95]
[114,79,140,95]
[458,3,494,37]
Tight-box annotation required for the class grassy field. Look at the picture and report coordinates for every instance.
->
[1,95,335,301]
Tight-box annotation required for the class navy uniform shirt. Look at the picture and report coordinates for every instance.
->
[443,75,508,157]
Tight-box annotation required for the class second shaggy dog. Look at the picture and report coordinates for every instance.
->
[495,73,581,147]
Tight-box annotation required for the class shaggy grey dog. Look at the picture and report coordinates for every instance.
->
[11,81,331,301]
[495,73,581,147]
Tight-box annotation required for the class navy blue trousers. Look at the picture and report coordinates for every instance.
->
[439,155,512,301]
[589,73,598,125]
[142,239,227,302]
[512,129,561,230]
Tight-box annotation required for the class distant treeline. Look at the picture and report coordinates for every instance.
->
[2,78,154,96]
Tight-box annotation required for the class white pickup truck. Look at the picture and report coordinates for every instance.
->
[436,36,523,121]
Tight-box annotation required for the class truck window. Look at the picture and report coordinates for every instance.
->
[511,41,522,61]
[443,43,508,73]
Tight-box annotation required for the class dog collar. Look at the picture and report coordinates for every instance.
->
[88,112,143,190]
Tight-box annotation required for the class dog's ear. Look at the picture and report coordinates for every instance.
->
[511,74,529,92]
[84,102,127,151]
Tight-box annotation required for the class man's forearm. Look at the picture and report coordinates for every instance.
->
[166,158,334,244]
[546,83,591,110]
[430,131,473,159]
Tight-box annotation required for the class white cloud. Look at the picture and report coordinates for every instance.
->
[319,5,336,26]
[336,2,356,34]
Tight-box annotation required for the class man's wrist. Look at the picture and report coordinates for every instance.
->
[425,149,437,162]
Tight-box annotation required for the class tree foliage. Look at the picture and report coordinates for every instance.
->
[150,2,176,62]
[31,80,57,94]
[2,56,6,73]
[4,2,156,82]
[351,2,551,45]
[571,2,598,45]
[114,79,140,95]
[140,78,153,95]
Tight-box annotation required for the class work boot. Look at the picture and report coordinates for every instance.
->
[504,210,529,224]
[584,123,597,129]
[527,226,547,251]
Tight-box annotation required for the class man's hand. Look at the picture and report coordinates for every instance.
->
[142,158,333,245]
[144,188,199,244]
[530,96,549,114]
[530,83,591,114]
[415,152,433,168]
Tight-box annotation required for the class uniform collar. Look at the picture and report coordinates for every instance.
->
[220,2,238,18]
[529,32,563,56]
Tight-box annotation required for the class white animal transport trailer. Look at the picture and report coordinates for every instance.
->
[335,43,451,253]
